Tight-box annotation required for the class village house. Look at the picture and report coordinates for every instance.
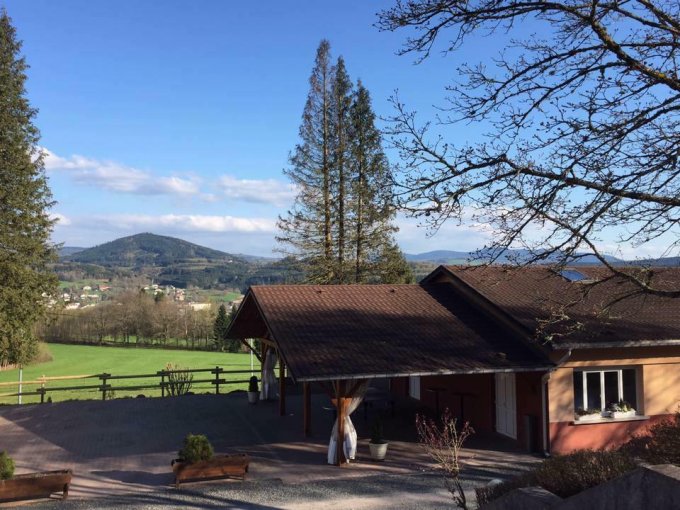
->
[227,265,680,463]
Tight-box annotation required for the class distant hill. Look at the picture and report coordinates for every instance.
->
[405,248,625,265]
[56,233,303,290]
[58,246,86,257]
[65,233,241,267]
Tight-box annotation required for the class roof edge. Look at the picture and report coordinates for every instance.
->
[296,365,555,383]
[555,339,680,349]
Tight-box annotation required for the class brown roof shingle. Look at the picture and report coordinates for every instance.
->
[442,265,680,347]
[229,283,551,382]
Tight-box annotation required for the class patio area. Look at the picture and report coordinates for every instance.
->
[0,389,541,507]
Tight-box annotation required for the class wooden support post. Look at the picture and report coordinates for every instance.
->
[279,357,286,416]
[303,382,311,437]
[214,366,221,394]
[335,380,347,466]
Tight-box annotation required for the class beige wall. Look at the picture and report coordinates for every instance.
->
[548,347,680,423]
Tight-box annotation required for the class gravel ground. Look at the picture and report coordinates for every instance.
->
[27,472,464,510]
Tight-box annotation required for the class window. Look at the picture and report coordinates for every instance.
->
[573,368,638,412]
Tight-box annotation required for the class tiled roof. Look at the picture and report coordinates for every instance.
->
[228,283,552,382]
[442,265,680,347]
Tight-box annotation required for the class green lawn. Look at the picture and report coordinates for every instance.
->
[0,343,259,405]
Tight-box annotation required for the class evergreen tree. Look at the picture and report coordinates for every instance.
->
[349,82,409,283]
[0,10,57,366]
[278,42,411,285]
[329,57,353,282]
[277,40,335,283]
[213,304,230,351]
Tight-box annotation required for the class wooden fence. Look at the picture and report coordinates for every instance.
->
[0,366,256,403]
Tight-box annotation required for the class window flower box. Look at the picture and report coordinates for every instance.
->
[574,408,603,422]
[609,410,637,419]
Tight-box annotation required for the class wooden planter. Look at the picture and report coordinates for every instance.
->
[0,470,72,503]
[172,454,249,488]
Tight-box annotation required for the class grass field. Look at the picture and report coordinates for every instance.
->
[0,343,260,405]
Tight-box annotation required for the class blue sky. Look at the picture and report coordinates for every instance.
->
[4,1,665,258]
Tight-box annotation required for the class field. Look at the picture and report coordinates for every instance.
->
[0,343,260,405]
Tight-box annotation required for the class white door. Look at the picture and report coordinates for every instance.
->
[495,373,517,439]
[409,376,421,400]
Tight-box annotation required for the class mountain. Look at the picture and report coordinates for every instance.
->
[65,233,240,267]
[58,246,86,257]
[405,249,625,265]
[56,233,301,290]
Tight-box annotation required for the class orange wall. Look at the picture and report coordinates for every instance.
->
[550,415,671,454]
[548,347,680,453]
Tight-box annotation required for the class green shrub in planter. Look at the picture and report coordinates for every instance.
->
[0,451,15,480]
[248,376,259,393]
[178,434,214,463]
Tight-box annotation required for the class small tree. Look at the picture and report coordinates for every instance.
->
[213,304,230,351]
[416,409,474,509]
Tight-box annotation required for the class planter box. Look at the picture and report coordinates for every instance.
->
[172,454,249,488]
[0,470,72,503]
[575,413,603,422]
[610,410,637,419]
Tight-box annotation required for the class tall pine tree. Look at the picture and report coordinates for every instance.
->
[0,10,57,366]
[278,41,412,285]
[277,40,335,283]
[349,82,411,284]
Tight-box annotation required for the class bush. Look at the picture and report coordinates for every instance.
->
[622,412,680,465]
[248,376,258,393]
[165,363,193,396]
[0,451,15,480]
[476,449,636,505]
[178,434,214,463]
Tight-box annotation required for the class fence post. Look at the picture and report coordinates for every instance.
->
[214,366,221,394]
[38,386,46,404]
[159,370,166,397]
[100,373,110,400]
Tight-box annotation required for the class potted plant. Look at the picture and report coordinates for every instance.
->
[369,418,389,461]
[607,400,636,419]
[574,407,603,422]
[0,451,72,502]
[247,376,259,404]
[171,434,249,487]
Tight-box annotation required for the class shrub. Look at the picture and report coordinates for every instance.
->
[622,412,680,465]
[178,434,214,463]
[165,363,193,396]
[416,409,474,509]
[370,417,386,445]
[476,449,637,505]
[0,451,15,480]
[248,376,258,393]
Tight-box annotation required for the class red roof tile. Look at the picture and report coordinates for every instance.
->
[228,283,551,382]
[442,265,680,347]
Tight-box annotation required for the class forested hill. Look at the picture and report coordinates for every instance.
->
[64,233,242,267]
[56,233,305,290]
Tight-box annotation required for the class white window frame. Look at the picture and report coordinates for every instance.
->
[575,368,635,411]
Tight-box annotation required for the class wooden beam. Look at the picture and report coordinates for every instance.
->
[303,382,311,437]
[335,380,347,466]
[279,357,286,416]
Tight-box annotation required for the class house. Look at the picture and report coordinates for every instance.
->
[226,265,680,463]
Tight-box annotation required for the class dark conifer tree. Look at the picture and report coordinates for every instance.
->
[0,10,57,366]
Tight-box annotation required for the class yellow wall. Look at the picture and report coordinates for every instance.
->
[548,347,680,423]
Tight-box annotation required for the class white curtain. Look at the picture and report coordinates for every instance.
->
[327,381,369,464]
[260,349,278,400]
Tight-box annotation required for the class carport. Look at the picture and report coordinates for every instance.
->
[226,282,553,465]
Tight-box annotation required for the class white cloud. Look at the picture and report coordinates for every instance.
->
[73,213,276,234]
[216,175,296,207]
[50,212,71,226]
[43,149,201,196]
